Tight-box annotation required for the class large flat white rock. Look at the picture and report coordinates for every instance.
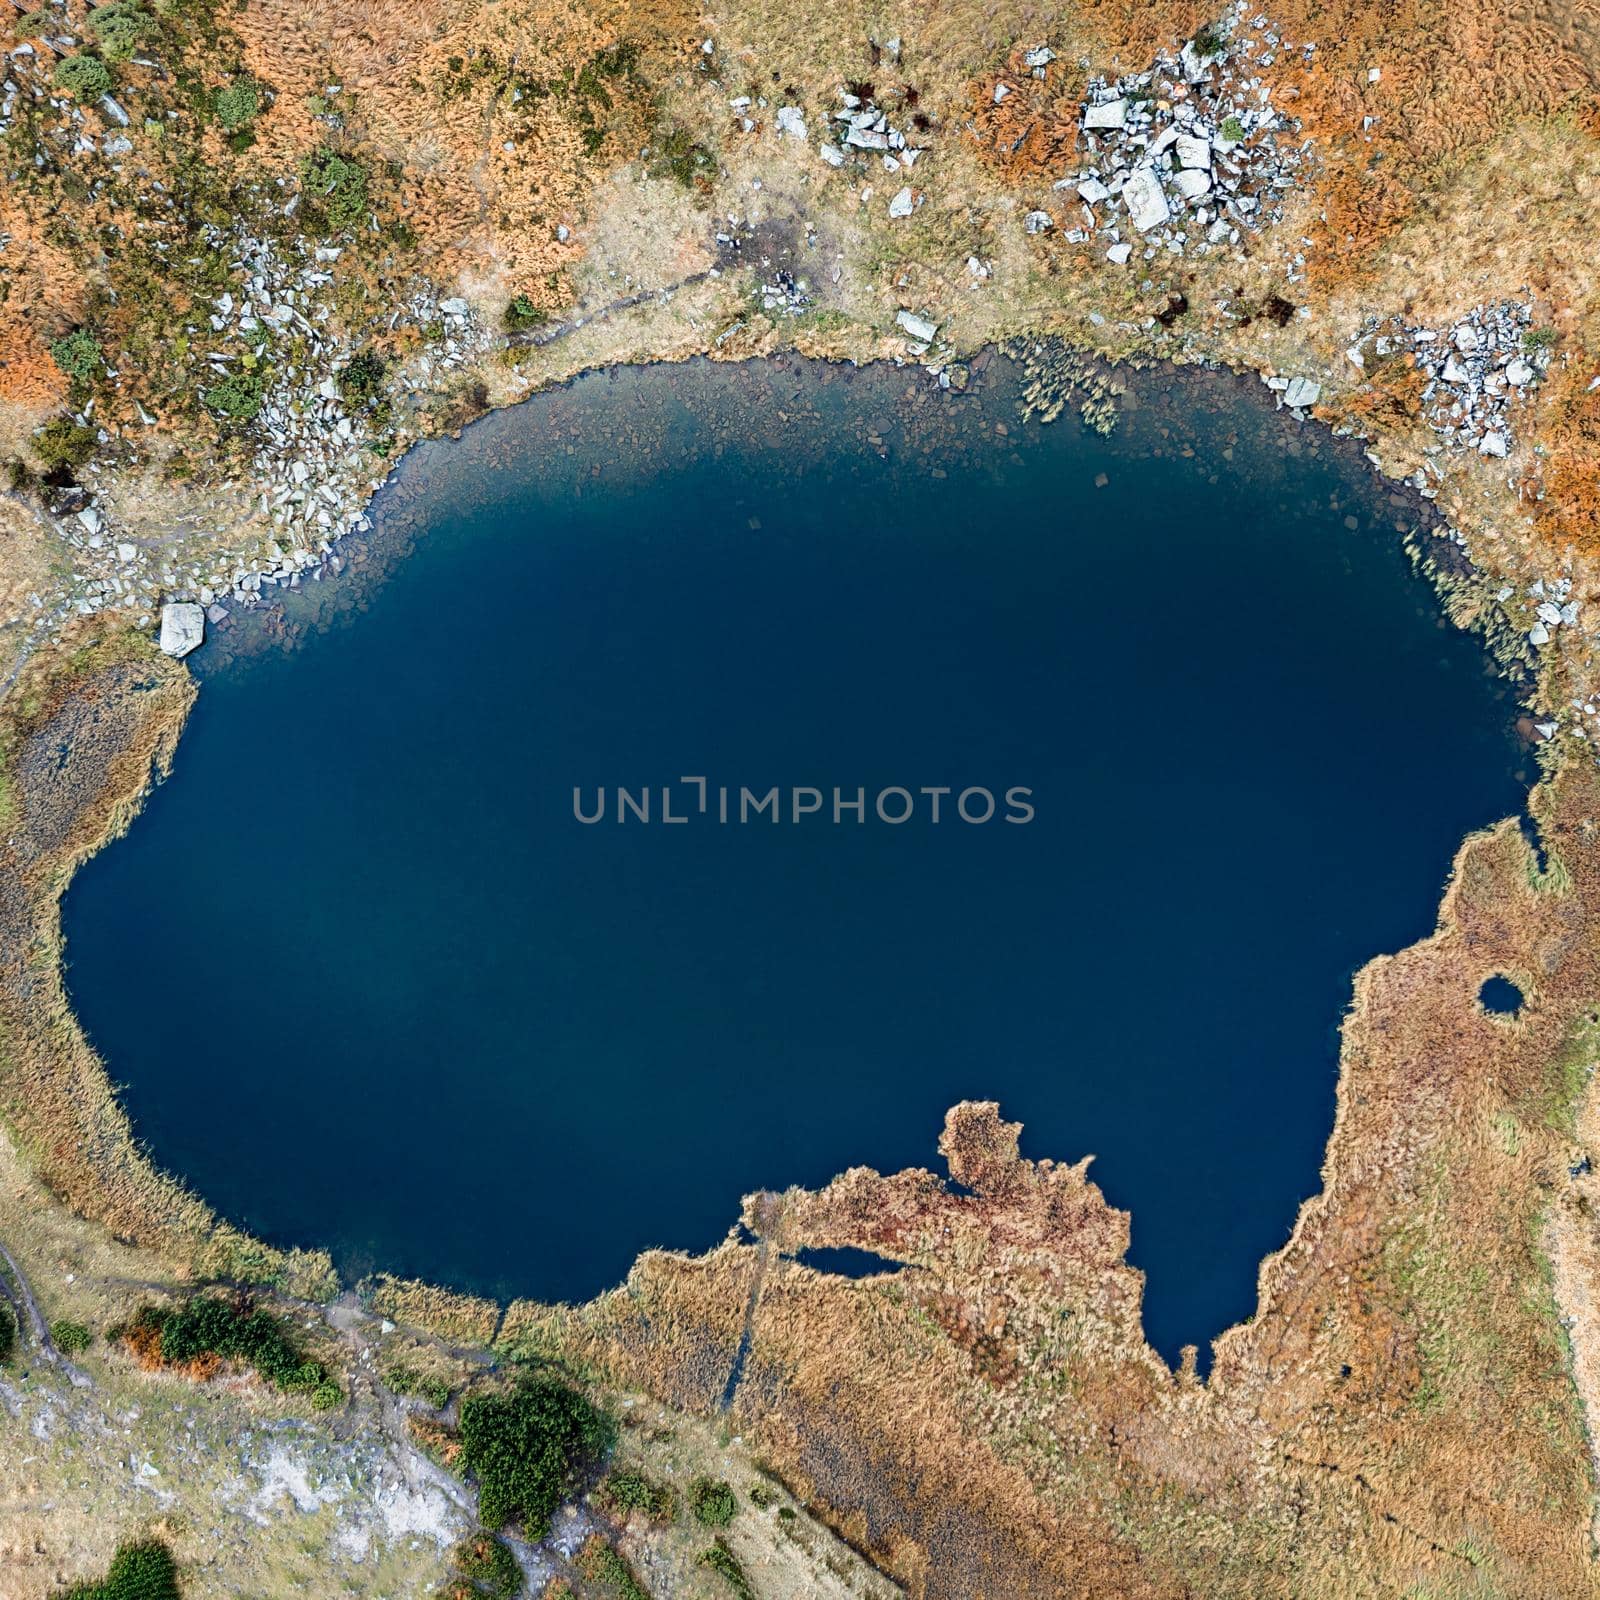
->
[1084,98,1127,130]
[1122,166,1171,232]
[158,602,205,659]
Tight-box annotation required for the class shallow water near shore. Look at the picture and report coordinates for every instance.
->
[63,352,1528,1369]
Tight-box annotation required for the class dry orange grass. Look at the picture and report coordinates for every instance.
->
[236,0,695,297]
[1534,347,1600,547]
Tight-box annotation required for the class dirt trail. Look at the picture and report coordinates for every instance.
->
[0,1237,93,1388]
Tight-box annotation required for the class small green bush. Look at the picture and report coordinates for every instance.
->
[698,1538,754,1600]
[457,1378,614,1535]
[86,0,154,64]
[503,294,546,332]
[448,1534,521,1599]
[57,1537,180,1600]
[15,10,49,36]
[53,1319,92,1355]
[32,417,98,472]
[300,148,370,231]
[601,1468,675,1521]
[213,78,259,130]
[51,330,104,383]
[1524,326,1558,353]
[580,1541,650,1600]
[689,1477,737,1529]
[53,54,114,101]
[201,370,263,420]
[1192,22,1226,56]
[336,350,386,407]
[0,1302,15,1363]
[1219,114,1245,143]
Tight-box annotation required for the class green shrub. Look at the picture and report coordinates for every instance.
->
[53,1319,92,1355]
[601,1468,675,1521]
[299,148,370,231]
[15,10,49,36]
[53,54,114,100]
[448,1534,521,1599]
[1219,114,1245,143]
[57,1537,180,1600]
[86,0,154,64]
[32,417,98,472]
[503,294,547,332]
[200,370,263,420]
[0,1302,15,1363]
[213,78,259,130]
[50,330,104,383]
[457,1378,614,1535]
[688,1477,737,1529]
[1524,326,1558,353]
[336,350,386,407]
[121,1296,334,1398]
[698,1538,754,1600]
[579,1540,650,1600]
[1192,22,1226,56]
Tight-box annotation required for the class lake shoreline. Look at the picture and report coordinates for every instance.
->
[26,340,1529,1331]
[1,345,1595,1600]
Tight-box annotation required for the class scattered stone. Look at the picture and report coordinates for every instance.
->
[888,185,914,218]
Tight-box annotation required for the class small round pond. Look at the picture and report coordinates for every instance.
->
[62,352,1529,1369]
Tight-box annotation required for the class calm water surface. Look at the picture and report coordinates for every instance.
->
[63,353,1528,1368]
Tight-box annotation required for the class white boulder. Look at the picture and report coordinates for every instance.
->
[888,185,915,218]
[1084,98,1127,130]
[158,603,205,659]
[896,310,938,343]
[1283,377,1321,408]
[1122,166,1170,232]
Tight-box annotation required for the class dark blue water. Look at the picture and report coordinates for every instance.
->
[1479,976,1524,1015]
[63,354,1527,1369]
